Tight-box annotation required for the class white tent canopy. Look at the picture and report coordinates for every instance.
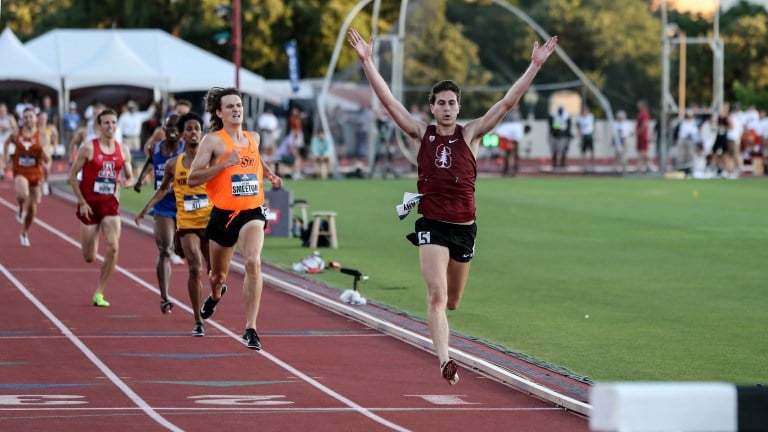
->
[0,27,60,90]
[63,33,165,93]
[25,29,266,97]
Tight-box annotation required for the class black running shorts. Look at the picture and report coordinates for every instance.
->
[205,206,267,248]
[406,217,477,263]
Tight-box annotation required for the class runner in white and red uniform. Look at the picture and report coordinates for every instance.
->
[68,108,134,308]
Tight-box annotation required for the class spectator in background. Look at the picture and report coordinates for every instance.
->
[370,113,399,179]
[675,110,700,173]
[635,100,652,172]
[62,102,81,154]
[287,107,305,177]
[118,99,155,152]
[576,105,595,170]
[310,129,333,179]
[494,110,526,176]
[743,104,760,133]
[726,103,745,176]
[274,129,303,179]
[288,107,304,148]
[613,110,633,172]
[710,114,729,176]
[36,111,58,195]
[758,109,768,149]
[40,95,57,127]
[15,95,33,120]
[548,105,571,169]
[257,108,280,168]
[0,102,19,180]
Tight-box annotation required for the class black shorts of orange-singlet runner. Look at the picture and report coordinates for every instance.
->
[205,206,267,248]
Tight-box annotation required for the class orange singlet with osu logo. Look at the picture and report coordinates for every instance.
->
[205,129,264,211]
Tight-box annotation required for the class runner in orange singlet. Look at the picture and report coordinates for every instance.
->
[188,87,282,350]
[3,107,50,247]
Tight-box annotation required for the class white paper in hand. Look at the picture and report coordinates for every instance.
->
[396,192,423,220]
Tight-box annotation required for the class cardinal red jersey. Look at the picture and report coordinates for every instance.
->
[416,124,477,223]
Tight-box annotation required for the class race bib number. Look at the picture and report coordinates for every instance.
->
[18,155,36,167]
[231,173,259,197]
[417,231,431,245]
[183,194,209,211]
[93,177,116,195]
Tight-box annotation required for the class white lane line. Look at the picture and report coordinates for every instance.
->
[0,406,563,413]
[0,263,184,432]
[1,195,413,432]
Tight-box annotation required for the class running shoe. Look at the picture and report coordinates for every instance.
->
[42,182,50,196]
[192,322,205,337]
[160,298,173,314]
[170,253,185,265]
[242,328,262,350]
[200,284,227,319]
[19,233,30,247]
[92,293,110,307]
[440,359,460,385]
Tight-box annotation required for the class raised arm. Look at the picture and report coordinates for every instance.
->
[464,36,558,142]
[348,28,426,140]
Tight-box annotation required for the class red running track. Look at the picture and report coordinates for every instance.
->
[0,180,590,432]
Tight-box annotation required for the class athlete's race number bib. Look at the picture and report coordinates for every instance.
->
[231,173,259,197]
[93,177,116,195]
[183,194,209,211]
[18,155,36,167]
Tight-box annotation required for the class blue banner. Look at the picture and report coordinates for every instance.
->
[284,39,301,93]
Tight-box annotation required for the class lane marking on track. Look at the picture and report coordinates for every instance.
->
[0,406,564,413]
[0,264,184,432]
[262,267,593,416]
[0,196,413,432]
